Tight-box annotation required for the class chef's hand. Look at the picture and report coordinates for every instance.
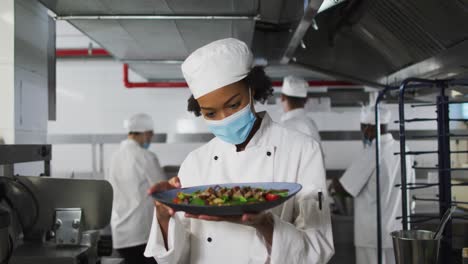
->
[148,177,181,250]
[147,176,181,224]
[331,177,351,197]
[331,177,343,194]
[184,212,274,246]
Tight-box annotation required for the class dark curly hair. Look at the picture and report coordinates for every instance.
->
[187,66,273,116]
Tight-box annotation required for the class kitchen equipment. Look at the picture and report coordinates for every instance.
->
[383,78,468,263]
[391,230,441,264]
[0,145,113,264]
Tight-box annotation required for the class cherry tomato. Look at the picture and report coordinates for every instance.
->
[173,197,181,204]
[265,193,280,201]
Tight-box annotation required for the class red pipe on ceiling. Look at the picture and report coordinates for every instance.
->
[123,63,187,88]
[56,48,111,57]
[56,49,357,88]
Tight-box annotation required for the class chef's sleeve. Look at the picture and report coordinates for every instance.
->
[339,148,375,197]
[144,154,194,263]
[269,140,334,264]
[137,151,167,188]
[144,211,190,264]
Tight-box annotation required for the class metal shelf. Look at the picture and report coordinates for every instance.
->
[412,166,468,171]
[411,101,468,108]
[394,150,438,155]
[375,78,468,264]
[409,134,468,139]
[394,182,468,190]
[394,118,437,123]
[412,196,468,205]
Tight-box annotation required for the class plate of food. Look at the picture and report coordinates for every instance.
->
[151,182,302,216]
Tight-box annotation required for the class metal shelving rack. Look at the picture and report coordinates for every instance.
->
[375,78,468,264]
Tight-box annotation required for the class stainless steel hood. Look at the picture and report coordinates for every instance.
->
[294,0,468,86]
[40,0,337,81]
[40,0,258,16]
[40,0,468,86]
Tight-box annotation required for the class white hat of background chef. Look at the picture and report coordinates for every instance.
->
[281,76,308,98]
[124,113,154,132]
[360,106,392,125]
[181,38,253,99]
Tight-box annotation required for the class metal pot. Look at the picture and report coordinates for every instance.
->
[391,230,440,264]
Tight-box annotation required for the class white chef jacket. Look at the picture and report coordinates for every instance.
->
[339,133,415,248]
[281,108,322,146]
[145,112,334,264]
[107,139,166,249]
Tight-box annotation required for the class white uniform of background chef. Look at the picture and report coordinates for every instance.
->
[107,113,166,264]
[144,38,334,264]
[337,106,415,264]
[280,75,322,146]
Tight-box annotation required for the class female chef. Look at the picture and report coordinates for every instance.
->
[144,38,334,264]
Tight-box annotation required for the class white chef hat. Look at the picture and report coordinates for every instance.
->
[360,106,392,125]
[124,113,154,133]
[281,76,308,98]
[181,38,254,99]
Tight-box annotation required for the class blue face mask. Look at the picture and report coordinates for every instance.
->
[142,142,151,149]
[204,92,256,145]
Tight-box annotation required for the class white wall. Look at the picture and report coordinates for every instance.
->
[49,59,205,178]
